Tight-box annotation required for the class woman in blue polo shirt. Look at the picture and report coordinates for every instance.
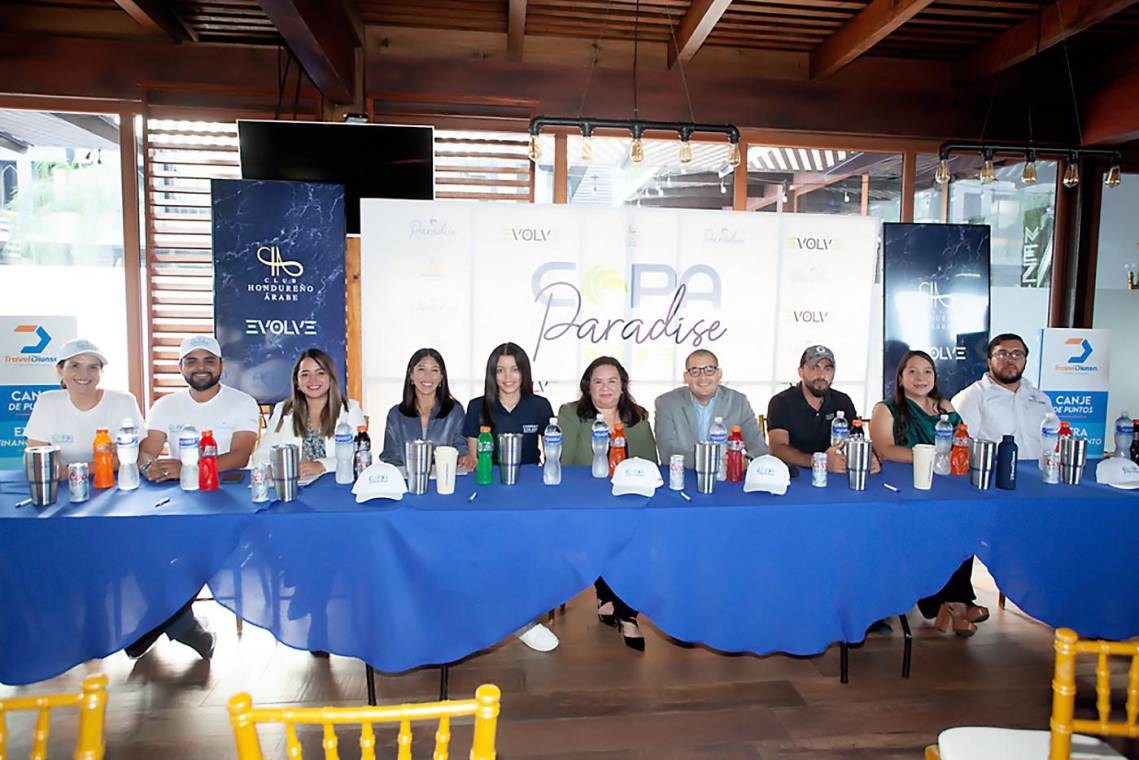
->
[463,341,559,653]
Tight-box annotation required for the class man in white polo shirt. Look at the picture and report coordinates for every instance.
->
[951,332,1055,461]
[126,335,261,660]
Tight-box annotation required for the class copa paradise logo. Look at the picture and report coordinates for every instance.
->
[580,265,626,307]
[1056,336,1099,372]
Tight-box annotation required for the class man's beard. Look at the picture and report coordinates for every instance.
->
[992,365,1023,384]
[805,380,829,398]
[187,374,220,392]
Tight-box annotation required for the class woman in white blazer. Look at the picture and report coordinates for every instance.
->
[255,348,365,479]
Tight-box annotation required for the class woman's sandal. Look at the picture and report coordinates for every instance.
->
[933,602,977,638]
[965,604,990,624]
[597,599,617,628]
[617,618,645,652]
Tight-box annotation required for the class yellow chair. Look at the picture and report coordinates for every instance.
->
[925,628,1139,759]
[228,683,501,760]
[0,674,108,760]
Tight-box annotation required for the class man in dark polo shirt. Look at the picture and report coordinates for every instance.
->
[767,344,879,474]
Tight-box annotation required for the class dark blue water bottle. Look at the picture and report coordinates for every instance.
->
[996,434,1018,490]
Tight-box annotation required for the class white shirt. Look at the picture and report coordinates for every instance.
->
[951,374,1055,460]
[146,385,261,459]
[24,389,144,466]
[254,398,366,473]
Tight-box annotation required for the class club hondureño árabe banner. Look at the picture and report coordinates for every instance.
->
[211,179,347,405]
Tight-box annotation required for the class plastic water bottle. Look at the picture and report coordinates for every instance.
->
[1113,411,1133,458]
[591,414,610,478]
[933,414,953,476]
[334,420,354,484]
[179,425,199,491]
[829,410,849,451]
[115,418,140,491]
[709,416,728,481]
[1039,411,1060,471]
[543,416,562,485]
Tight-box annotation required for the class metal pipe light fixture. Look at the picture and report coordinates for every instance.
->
[528,117,741,168]
[1021,150,1037,184]
[979,149,996,184]
[1062,156,1080,189]
[937,142,1122,191]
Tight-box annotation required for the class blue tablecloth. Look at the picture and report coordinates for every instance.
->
[1,462,1136,685]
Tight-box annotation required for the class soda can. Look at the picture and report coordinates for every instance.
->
[811,451,828,488]
[250,464,271,503]
[669,454,685,491]
[1043,450,1060,485]
[68,462,90,502]
[355,449,373,474]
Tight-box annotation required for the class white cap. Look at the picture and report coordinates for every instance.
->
[351,462,408,502]
[179,335,222,361]
[1095,457,1139,490]
[58,339,108,367]
[743,455,791,495]
[611,457,664,497]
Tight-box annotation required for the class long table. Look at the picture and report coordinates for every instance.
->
[1,463,1136,685]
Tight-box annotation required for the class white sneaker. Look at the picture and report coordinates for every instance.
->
[515,622,559,652]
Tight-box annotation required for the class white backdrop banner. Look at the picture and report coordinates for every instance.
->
[360,200,879,441]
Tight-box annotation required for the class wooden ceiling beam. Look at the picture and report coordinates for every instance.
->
[809,0,937,79]
[112,0,197,42]
[508,0,527,61]
[667,0,733,69]
[1082,67,1139,145]
[256,0,361,104]
[957,0,1139,82]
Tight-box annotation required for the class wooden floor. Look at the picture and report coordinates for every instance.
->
[3,566,1137,759]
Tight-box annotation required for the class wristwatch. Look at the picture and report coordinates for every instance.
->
[140,460,154,476]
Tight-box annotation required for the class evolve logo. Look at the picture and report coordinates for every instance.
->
[791,309,827,323]
[409,218,456,240]
[14,325,51,353]
[703,227,745,245]
[788,236,834,252]
[256,245,304,277]
[1056,337,1099,372]
[502,227,555,243]
[245,319,317,336]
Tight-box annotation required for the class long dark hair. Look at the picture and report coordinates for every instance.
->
[277,348,348,438]
[480,342,534,428]
[891,349,950,446]
[398,347,457,419]
[574,356,646,426]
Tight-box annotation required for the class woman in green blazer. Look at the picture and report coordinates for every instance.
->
[557,356,657,651]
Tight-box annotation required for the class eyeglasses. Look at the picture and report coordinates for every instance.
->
[686,365,719,377]
[991,350,1026,361]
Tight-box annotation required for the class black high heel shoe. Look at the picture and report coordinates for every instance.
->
[597,599,617,628]
[618,618,645,652]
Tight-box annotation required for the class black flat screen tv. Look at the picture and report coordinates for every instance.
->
[237,120,434,234]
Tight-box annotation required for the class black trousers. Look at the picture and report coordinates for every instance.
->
[917,557,977,619]
[595,577,638,621]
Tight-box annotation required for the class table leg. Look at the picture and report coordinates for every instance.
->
[365,664,377,706]
[840,642,849,684]
[899,614,912,678]
[439,664,450,700]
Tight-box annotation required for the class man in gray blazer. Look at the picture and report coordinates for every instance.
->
[654,348,768,466]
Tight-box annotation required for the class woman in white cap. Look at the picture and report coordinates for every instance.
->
[24,338,143,473]
[255,347,365,480]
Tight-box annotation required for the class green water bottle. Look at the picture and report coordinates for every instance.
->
[476,425,494,485]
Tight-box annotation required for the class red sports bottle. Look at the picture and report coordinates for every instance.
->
[608,422,627,476]
[949,423,970,476]
[726,425,745,482]
[198,428,219,491]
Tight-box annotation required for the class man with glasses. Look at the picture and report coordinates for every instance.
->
[951,333,1054,460]
[654,348,768,465]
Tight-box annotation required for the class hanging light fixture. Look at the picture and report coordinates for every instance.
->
[580,125,593,162]
[1063,155,1080,188]
[1105,157,1122,188]
[1021,149,1037,185]
[979,149,996,184]
[729,141,741,168]
[678,127,693,164]
[630,125,645,164]
[528,134,541,162]
[935,158,951,185]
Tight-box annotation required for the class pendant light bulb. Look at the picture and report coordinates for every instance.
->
[729,141,742,168]
[1063,159,1080,189]
[1105,162,1121,188]
[631,137,644,164]
[581,135,593,162]
[980,151,995,184]
[679,138,693,164]
[1021,158,1037,185]
[935,158,950,185]
[528,134,541,162]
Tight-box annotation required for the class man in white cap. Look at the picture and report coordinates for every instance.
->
[128,335,260,660]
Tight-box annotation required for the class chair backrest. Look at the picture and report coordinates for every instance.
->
[0,674,108,760]
[228,683,501,760]
[1049,627,1139,758]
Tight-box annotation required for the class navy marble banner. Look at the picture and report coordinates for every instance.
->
[211,179,346,405]
[882,223,990,399]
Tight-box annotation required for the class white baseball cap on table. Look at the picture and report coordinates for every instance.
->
[179,335,223,361]
[611,457,664,497]
[352,462,408,502]
[743,455,791,495]
[58,339,108,367]
[1095,457,1139,490]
